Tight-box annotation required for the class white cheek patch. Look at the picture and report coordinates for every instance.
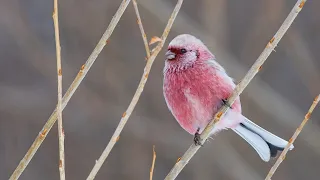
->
[181,52,197,64]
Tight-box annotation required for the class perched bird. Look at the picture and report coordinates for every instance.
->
[163,34,294,162]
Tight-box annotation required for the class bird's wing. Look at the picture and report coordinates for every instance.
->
[206,59,236,87]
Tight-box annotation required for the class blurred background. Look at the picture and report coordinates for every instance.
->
[0,0,319,179]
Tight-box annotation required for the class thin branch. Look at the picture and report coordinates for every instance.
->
[150,145,156,180]
[132,5,156,180]
[86,1,184,179]
[265,94,319,180]
[9,0,131,179]
[132,0,150,58]
[53,0,65,179]
[164,0,307,179]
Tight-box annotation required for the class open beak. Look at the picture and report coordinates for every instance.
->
[165,50,176,60]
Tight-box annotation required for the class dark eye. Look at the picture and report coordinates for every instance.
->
[180,48,187,54]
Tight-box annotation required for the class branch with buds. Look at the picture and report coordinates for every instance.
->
[9,0,131,179]
[53,0,65,179]
[265,94,319,180]
[86,1,184,179]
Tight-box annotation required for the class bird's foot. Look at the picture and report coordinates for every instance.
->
[194,128,203,146]
[222,99,232,109]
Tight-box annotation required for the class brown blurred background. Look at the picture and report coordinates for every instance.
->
[1,0,319,179]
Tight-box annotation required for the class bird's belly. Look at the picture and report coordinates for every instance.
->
[164,83,223,134]
[182,86,227,134]
[173,89,242,135]
[163,66,242,135]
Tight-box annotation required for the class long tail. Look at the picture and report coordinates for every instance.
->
[232,116,294,162]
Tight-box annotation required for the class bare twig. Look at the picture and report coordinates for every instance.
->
[150,145,156,180]
[132,0,150,58]
[9,1,131,179]
[52,0,65,179]
[265,94,319,180]
[164,0,307,179]
[133,5,156,179]
[86,1,184,179]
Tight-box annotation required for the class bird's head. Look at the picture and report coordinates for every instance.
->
[164,34,214,72]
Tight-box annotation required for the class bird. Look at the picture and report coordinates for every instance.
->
[163,34,294,162]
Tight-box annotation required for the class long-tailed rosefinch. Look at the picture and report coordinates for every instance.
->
[163,34,293,162]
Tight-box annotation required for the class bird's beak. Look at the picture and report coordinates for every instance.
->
[165,50,176,60]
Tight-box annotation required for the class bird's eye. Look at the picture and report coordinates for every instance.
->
[180,48,187,54]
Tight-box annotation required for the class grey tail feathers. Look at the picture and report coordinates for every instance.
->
[232,117,294,162]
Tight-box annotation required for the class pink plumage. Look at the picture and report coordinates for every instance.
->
[163,34,241,135]
[163,34,293,162]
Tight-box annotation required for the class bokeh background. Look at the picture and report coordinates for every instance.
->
[1,0,319,179]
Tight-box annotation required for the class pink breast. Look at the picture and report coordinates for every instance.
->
[164,64,240,134]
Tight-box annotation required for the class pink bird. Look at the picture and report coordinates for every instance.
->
[163,34,294,162]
